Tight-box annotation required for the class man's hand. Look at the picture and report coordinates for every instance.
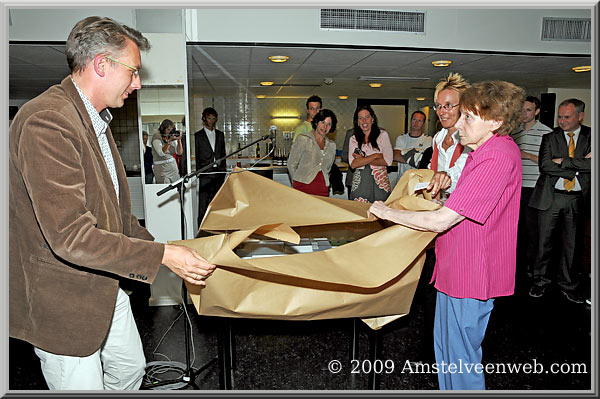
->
[586,152,591,159]
[426,171,451,197]
[552,158,563,165]
[521,150,539,164]
[162,244,216,286]
[393,149,406,164]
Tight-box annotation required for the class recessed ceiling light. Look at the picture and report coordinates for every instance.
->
[432,60,452,67]
[338,95,349,100]
[269,55,289,63]
[572,66,591,72]
[270,115,301,119]
[416,97,426,101]
[260,81,274,86]
[369,83,383,88]
[358,76,430,82]
[256,95,267,99]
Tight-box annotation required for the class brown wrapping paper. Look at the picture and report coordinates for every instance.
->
[172,168,439,329]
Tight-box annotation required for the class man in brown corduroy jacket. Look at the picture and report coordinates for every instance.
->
[9,16,215,390]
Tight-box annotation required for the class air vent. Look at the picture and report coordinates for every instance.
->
[541,17,591,41]
[321,9,425,33]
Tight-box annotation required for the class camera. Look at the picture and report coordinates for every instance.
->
[354,147,365,156]
[170,130,181,138]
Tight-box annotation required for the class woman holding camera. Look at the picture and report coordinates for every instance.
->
[348,105,393,202]
[151,118,183,183]
[287,109,338,197]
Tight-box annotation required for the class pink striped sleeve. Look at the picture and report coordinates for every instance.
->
[445,151,513,224]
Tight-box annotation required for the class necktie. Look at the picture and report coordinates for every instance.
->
[564,132,575,191]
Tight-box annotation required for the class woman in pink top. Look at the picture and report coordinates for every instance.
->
[369,81,525,390]
[348,105,393,202]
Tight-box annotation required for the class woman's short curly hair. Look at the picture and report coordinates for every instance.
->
[459,81,526,136]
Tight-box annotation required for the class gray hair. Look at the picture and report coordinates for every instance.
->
[66,16,151,73]
[558,98,585,114]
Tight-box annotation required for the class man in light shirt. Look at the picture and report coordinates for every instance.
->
[511,96,552,277]
[293,95,322,142]
[393,110,432,181]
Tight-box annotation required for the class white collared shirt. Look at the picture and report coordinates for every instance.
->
[204,127,216,152]
[554,126,582,191]
[72,78,119,202]
[428,128,471,193]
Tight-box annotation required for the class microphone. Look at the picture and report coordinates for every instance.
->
[269,125,277,148]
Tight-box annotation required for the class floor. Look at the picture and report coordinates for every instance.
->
[9,259,593,391]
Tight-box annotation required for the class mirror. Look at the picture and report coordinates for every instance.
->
[138,86,187,184]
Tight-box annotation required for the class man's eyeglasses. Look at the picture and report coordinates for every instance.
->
[104,55,139,77]
[433,103,459,112]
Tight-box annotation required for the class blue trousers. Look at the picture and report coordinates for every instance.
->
[434,291,495,390]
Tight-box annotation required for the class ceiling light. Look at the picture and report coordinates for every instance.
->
[338,95,349,100]
[260,81,274,86]
[432,60,452,67]
[269,55,289,63]
[369,83,383,88]
[256,95,267,99]
[572,66,591,72]
[359,76,430,82]
[270,115,301,119]
[416,97,426,101]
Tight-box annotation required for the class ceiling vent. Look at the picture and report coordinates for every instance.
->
[321,9,425,33]
[541,17,591,41]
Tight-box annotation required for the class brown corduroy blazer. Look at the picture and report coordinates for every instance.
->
[9,76,165,357]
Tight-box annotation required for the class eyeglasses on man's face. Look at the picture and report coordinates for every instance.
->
[104,55,139,77]
[433,103,460,112]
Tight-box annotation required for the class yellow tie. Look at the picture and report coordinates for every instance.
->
[564,132,575,191]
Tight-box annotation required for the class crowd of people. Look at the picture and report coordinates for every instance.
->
[8,15,591,392]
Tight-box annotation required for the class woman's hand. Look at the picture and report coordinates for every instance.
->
[368,200,390,220]
[426,171,451,197]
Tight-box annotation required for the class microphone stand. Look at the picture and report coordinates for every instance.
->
[150,133,273,389]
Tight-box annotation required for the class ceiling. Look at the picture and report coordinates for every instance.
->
[9,43,592,102]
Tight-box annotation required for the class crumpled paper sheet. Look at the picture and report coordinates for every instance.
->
[171,168,439,330]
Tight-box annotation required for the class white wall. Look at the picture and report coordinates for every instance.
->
[9,8,592,57]
[140,33,187,85]
[9,9,136,40]
[185,8,591,55]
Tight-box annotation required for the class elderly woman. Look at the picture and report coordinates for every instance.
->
[151,119,183,183]
[287,109,338,197]
[369,81,525,390]
[348,105,393,202]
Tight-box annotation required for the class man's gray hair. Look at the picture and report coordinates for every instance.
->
[558,98,585,114]
[66,16,151,73]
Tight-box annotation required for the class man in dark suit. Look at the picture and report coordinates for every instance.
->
[195,107,226,227]
[9,16,215,390]
[528,98,591,304]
